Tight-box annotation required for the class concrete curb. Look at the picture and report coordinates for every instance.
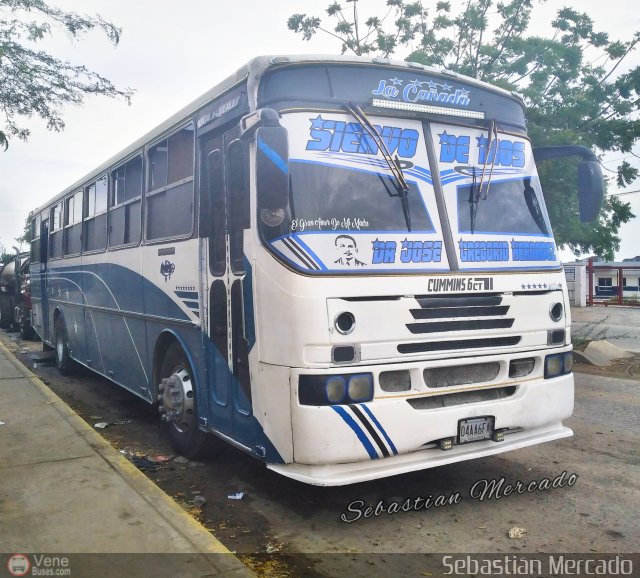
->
[0,339,241,558]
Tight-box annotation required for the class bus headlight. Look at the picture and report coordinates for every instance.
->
[544,352,573,378]
[299,373,374,406]
[347,374,374,403]
[325,376,347,404]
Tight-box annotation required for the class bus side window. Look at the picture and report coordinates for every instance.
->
[84,175,108,252]
[30,214,41,263]
[49,202,64,259]
[110,155,142,247]
[207,149,226,277]
[64,190,83,256]
[146,123,195,241]
[226,139,249,275]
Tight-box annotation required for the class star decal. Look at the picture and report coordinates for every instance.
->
[401,238,411,250]
[309,115,324,130]
[427,80,439,91]
[439,130,453,145]
[441,82,453,92]
[390,77,403,86]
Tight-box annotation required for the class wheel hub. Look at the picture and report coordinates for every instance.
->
[157,368,194,430]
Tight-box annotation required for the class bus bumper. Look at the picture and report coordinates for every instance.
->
[274,368,574,486]
[268,422,572,486]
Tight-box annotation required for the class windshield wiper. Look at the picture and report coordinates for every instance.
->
[345,102,412,231]
[469,120,498,234]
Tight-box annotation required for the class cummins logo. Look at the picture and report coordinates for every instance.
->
[426,277,494,292]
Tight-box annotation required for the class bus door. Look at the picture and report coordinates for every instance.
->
[201,129,255,451]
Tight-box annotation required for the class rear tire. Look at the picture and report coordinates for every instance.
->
[54,317,73,375]
[158,343,210,459]
[20,321,35,340]
[0,298,12,329]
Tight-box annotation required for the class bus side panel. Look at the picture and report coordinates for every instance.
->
[47,262,86,363]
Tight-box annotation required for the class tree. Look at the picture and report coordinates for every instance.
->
[287,0,638,259]
[0,0,133,150]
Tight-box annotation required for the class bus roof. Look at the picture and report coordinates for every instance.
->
[31,54,522,216]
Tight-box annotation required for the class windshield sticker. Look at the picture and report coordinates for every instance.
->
[372,239,443,264]
[291,217,370,232]
[306,115,418,158]
[334,235,367,266]
[459,241,509,263]
[511,241,556,261]
[439,130,526,167]
[270,233,448,273]
[372,77,471,108]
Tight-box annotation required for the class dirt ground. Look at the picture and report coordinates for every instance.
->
[573,353,640,379]
[3,328,639,578]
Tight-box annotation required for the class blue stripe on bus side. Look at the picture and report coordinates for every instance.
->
[359,404,398,456]
[331,406,379,460]
[258,138,288,175]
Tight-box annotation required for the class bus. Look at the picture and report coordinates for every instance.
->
[28,55,603,486]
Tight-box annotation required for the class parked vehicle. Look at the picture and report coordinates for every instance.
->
[0,253,34,338]
[29,55,603,485]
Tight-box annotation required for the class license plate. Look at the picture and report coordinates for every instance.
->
[458,416,494,444]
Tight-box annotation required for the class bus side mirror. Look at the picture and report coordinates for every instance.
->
[533,145,604,223]
[256,126,289,227]
[577,160,604,222]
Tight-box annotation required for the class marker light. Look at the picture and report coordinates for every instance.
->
[372,98,486,119]
[438,438,455,451]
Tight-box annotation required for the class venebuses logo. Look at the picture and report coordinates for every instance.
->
[7,554,31,577]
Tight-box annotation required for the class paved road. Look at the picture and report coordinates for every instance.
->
[572,305,640,352]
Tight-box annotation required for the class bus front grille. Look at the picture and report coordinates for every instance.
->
[398,336,521,354]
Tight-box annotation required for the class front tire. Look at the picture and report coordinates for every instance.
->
[54,317,73,375]
[158,342,210,459]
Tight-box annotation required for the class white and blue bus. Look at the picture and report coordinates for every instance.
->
[29,55,603,485]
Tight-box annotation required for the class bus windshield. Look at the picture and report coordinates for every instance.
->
[456,177,551,236]
[288,161,434,233]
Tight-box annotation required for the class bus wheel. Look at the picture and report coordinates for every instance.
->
[20,322,35,341]
[54,317,73,375]
[0,298,12,329]
[157,343,210,459]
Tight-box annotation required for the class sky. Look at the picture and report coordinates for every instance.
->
[1,0,639,260]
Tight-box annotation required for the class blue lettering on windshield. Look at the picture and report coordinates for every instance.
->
[372,240,397,264]
[477,135,525,167]
[439,131,470,163]
[306,115,418,158]
[459,240,510,262]
[511,241,556,261]
[371,239,442,264]
[436,131,526,168]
